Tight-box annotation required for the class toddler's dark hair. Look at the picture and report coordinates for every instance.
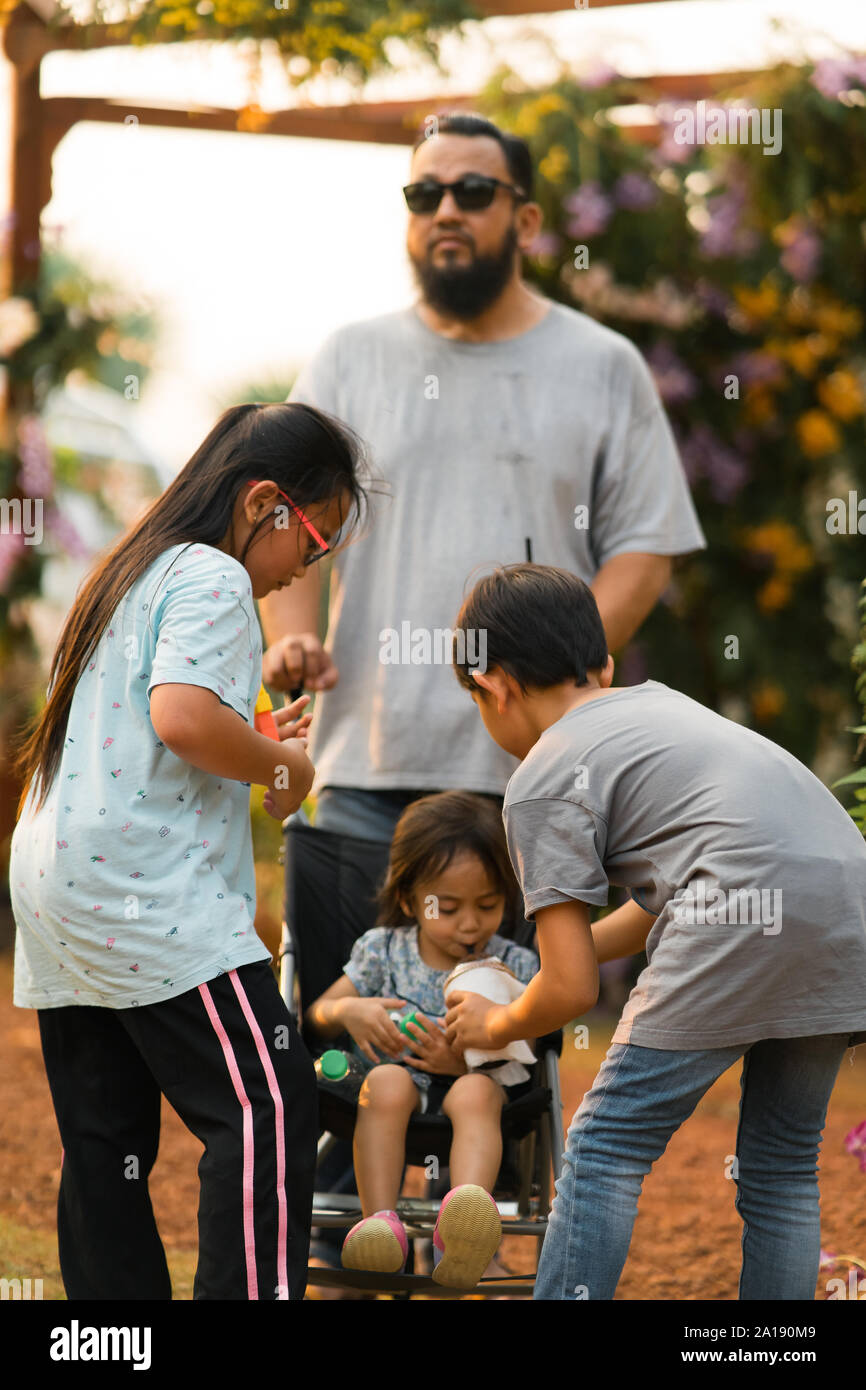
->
[452,563,608,695]
[377,791,518,928]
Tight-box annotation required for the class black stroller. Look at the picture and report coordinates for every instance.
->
[278,809,566,1299]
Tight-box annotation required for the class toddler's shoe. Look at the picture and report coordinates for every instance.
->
[431,1184,501,1290]
[341,1210,408,1274]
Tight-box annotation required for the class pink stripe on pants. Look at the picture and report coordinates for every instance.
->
[198,981,258,1299]
[229,968,290,1300]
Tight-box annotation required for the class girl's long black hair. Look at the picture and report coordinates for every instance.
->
[12,401,375,816]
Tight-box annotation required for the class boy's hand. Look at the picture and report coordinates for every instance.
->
[444,991,506,1051]
[337,996,407,1065]
[403,1013,468,1075]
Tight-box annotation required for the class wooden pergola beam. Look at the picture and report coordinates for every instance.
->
[41,66,755,150]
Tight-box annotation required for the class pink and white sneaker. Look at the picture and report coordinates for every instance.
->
[341,1210,408,1274]
[432,1185,501,1289]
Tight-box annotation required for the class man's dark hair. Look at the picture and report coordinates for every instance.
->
[412,111,534,202]
[453,563,609,694]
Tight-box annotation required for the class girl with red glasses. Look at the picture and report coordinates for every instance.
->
[9,400,371,1301]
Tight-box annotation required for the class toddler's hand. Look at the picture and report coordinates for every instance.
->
[339,996,407,1066]
[403,1013,468,1075]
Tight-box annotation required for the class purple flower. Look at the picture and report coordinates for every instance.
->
[652,109,697,167]
[645,341,699,404]
[845,1120,866,1173]
[528,231,563,259]
[614,172,658,212]
[16,414,54,497]
[780,225,822,283]
[578,63,619,90]
[680,424,750,504]
[700,183,759,260]
[44,505,90,560]
[810,56,866,101]
[695,280,733,318]
[723,351,785,388]
[563,181,613,239]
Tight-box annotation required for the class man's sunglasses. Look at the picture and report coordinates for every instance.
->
[402,174,528,215]
[246,479,330,566]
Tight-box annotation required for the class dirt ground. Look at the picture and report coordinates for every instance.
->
[1,950,864,1301]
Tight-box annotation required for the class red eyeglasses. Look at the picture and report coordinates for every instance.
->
[246,480,330,566]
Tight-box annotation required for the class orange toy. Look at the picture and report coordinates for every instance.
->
[254,684,279,741]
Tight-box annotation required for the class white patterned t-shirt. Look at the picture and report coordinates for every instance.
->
[10,541,272,1009]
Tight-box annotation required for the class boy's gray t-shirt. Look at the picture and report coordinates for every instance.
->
[503,681,866,1049]
[289,303,705,797]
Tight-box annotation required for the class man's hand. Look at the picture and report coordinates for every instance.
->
[262,633,338,694]
[337,996,407,1065]
[403,1013,468,1075]
[444,991,507,1051]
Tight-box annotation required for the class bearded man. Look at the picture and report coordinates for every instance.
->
[260,111,705,848]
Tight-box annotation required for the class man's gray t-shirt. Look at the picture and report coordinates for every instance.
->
[503,680,866,1050]
[289,304,706,796]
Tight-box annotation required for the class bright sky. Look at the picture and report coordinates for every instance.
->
[3,0,865,478]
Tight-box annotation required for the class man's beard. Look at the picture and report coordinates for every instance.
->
[410,224,518,320]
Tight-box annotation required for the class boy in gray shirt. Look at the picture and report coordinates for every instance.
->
[443,562,866,1301]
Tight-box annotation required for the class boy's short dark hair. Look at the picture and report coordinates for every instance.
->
[452,563,609,695]
[412,111,534,202]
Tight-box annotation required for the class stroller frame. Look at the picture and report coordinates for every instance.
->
[278,811,566,1298]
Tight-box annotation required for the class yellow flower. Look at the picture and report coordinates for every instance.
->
[786,339,821,377]
[743,521,812,575]
[734,282,780,323]
[796,409,842,458]
[743,385,777,427]
[743,522,812,613]
[539,144,571,185]
[813,300,863,339]
[532,94,570,119]
[751,682,787,719]
[817,369,865,422]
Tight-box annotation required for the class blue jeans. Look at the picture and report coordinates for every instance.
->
[534,1033,852,1301]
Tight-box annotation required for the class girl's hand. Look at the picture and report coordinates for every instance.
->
[338,996,407,1066]
[262,741,314,820]
[272,694,313,742]
[403,1013,468,1075]
[444,991,505,1051]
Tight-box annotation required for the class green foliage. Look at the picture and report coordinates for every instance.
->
[52,0,478,84]
[2,251,157,398]
[833,579,866,835]
[0,253,159,660]
[480,60,866,768]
